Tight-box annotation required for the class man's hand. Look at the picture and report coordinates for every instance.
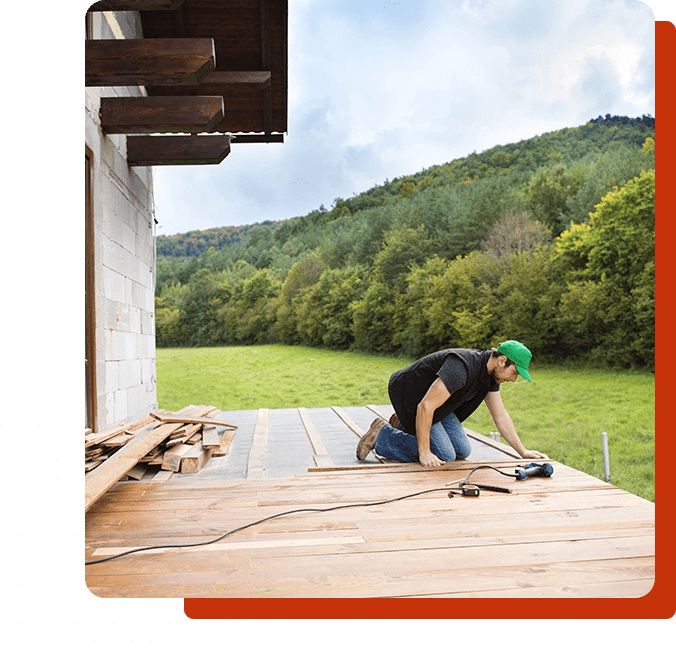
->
[419,450,445,467]
[520,449,549,460]
[416,378,452,468]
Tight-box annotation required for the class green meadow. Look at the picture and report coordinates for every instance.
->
[156,345,655,501]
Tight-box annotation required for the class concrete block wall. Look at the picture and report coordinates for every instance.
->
[86,10,158,430]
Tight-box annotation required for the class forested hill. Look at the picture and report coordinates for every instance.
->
[156,114,654,263]
[155,115,655,369]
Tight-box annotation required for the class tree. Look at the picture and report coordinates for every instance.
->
[494,246,565,356]
[293,268,365,349]
[225,269,282,344]
[423,251,505,349]
[482,209,550,260]
[522,163,584,235]
[179,268,225,345]
[372,224,435,292]
[351,280,399,353]
[554,169,655,367]
[393,256,449,357]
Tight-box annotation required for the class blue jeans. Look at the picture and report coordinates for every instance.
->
[374,413,472,462]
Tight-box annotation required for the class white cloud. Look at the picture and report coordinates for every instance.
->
[154,0,657,235]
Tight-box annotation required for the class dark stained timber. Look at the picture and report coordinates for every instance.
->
[127,135,231,166]
[147,71,272,96]
[231,133,284,143]
[100,96,224,134]
[87,1,185,12]
[85,38,215,87]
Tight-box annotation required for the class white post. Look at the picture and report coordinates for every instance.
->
[602,432,610,482]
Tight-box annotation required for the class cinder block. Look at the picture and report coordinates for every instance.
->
[141,357,154,384]
[118,220,136,256]
[104,360,119,393]
[102,234,125,275]
[102,266,126,304]
[129,359,142,386]
[113,388,128,422]
[104,391,116,428]
[137,333,155,360]
[103,298,118,329]
[116,358,133,390]
[140,310,155,335]
[125,278,134,308]
[111,330,137,361]
[128,306,141,334]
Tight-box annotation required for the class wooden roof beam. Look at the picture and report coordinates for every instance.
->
[85,38,215,87]
[87,1,185,11]
[100,96,224,134]
[204,71,271,88]
[127,135,231,166]
[146,71,271,97]
[232,133,284,143]
[259,0,273,134]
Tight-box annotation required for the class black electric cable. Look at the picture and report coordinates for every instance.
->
[85,486,457,566]
[461,464,522,483]
[86,463,529,566]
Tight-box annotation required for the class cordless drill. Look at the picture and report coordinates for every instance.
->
[514,462,554,480]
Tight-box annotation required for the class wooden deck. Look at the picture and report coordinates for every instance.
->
[85,406,655,599]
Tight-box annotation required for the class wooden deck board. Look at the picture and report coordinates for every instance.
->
[85,422,655,598]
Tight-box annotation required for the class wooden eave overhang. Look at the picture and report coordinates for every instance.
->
[86,0,288,166]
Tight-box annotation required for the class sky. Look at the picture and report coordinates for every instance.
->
[153,0,664,236]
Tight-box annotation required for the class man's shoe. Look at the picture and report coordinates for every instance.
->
[356,418,386,460]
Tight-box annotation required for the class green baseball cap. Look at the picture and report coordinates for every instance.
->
[497,340,533,381]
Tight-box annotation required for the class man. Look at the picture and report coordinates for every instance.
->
[356,340,548,467]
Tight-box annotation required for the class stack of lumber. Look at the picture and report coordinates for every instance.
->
[84,405,236,512]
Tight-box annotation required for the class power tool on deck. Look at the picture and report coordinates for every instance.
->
[453,462,555,496]
[515,462,554,480]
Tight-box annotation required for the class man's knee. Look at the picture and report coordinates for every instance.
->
[454,441,472,460]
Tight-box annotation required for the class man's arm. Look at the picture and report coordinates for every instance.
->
[416,378,451,467]
[483,391,549,460]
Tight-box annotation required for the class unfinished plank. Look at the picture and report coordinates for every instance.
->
[313,454,335,467]
[85,459,103,472]
[84,424,130,449]
[212,429,235,457]
[247,409,268,479]
[169,425,190,439]
[366,404,391,421]
[201,425,221,449]
[103,433,134,449]
[180,441,214,475]
[463,427,521,459]
[151,469,175,483]
[184,428,203,445]
[331,406,365,437]
[92,535,366,557]
[85,422,182,511]
[148,449,167,465]
[298,407,334,465]
[150,412,237,429]
[125,464,148,481]
[307,459,524,474]
[161,442,195,472]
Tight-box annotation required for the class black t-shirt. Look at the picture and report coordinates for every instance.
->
[388,349,500,432]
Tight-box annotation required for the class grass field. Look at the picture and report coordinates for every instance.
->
[156,345,655,501]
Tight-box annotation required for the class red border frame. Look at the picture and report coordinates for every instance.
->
[185,21,675,620]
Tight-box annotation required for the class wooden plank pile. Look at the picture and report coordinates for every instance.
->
[84,405,236,512]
